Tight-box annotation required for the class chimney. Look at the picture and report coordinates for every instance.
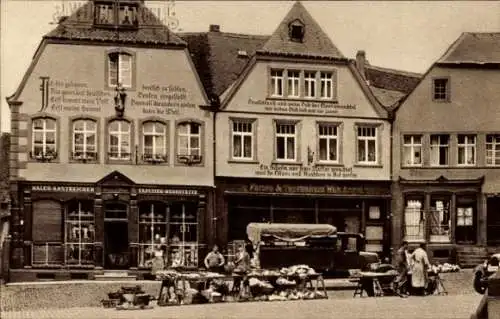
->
[356,50,367,80]
[209,24,220,32]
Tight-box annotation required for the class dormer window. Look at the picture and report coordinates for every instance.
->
[289,20,305,42]
[94,1,138,28]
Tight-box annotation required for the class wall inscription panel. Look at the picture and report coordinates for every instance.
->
[254,163,358,178]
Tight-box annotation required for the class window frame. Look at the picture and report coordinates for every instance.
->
[94,1,139,28]
[355,124,379,166]
[430,134,450,167]
[30,115,59,162]
[457,134,476,166]
[270,69,284,97]
[317,122,341,164]
[286,70,301,98]
[230,118,256,162]
[432,77,450,102]
[319,71,334,100]
[140,119,169,165]
[106,118,134,163]
[70,117,99,163]
[402,195,426,243]
[402,134,423,167]
[274,120,299,163]
[486,134,500,167]
[304,71,317,99]
[175,120,204,166]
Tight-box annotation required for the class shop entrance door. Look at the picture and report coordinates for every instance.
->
[104,202,129,269]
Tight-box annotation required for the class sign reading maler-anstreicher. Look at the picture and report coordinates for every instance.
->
[32,185,95,193]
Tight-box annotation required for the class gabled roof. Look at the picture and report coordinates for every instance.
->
[438,32,500,64]
[257,1,345,60]
[44,0,186,46]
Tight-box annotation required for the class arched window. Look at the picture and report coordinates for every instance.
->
[177,122,202,164]
[108,119,131,160]
[31,117,57,160]
[72,119,97,161]
[108,52,132,88]
[142,121,167,162]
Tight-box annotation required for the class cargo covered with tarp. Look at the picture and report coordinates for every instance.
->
[246,223,337,245]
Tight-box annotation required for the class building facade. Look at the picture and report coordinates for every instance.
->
[7,0,214,281]
[391,33,500,265]
[206,2,396,256]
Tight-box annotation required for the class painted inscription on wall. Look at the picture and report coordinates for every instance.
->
[133,84,196,115]
[255,164,358,178]
[248,98,356,115]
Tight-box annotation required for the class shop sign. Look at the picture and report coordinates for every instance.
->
[248,98,356,115]
[31,185,95,193]
[138,188,199,196]
[244,183,388,196]
[255,163,357,178]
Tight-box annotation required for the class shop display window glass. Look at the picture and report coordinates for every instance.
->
[31,117,57,160]
[138,202,168,268]
[404,198,425,242]
[65,200,95,265]
[32,200,64,266]
[429,197,451,243]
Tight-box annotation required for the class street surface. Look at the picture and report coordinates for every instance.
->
[2,294,481,319]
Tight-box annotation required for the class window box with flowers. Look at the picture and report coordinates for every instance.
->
[176,121,204,166]
[30,117,59,162]
[141,120,168,165]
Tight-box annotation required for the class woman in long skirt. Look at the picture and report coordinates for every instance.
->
[411,243,430,296]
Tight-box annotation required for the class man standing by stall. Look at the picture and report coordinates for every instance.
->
[394,241,409,296]
[204,245,226,273]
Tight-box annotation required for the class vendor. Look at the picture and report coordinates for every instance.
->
[204,245,225,273]
[234,245,251,273]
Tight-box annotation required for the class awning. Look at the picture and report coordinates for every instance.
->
[246,223,337,244]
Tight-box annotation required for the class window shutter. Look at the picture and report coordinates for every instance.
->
[32,200,63,242]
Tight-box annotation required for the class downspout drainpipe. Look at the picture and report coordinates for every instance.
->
[212,108,217,246]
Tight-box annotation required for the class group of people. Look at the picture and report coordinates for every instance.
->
[394,241,431,296]
[203,244,252,274]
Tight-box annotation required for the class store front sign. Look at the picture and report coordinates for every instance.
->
[31,185,95,193]
[255,163,357,178]
[248,98,356,115]
[243,183,389,196]
[138,188,199,196]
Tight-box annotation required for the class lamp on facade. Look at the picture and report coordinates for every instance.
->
[114,83,127,117]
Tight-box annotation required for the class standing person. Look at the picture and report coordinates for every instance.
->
[204,245,225,273]
[394,241,409,297]
[411,243,430,296]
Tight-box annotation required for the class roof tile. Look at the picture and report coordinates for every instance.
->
[438,32,500,64]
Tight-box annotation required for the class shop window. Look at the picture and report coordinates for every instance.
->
[72,119,98,162]
[402,135,422,166]
[320,72,335,99]
[318,123,339,163]
[368,206,381,220]
[231,120,254,160]
[31,117,57,161]
[403,198,425,242]
[304,71,317,98]
[486,134,500,166]
[228,197,271,241]
[275,122,297,161]
[65,200,95,265]
[108,119,131,161]
[32,200,64,266]
[456,196,477,244]
[430,134,449,166]
[429,197,451,243]
[433,78,449,102]
[138,202,168,269]
[142,121,167,163]
[108,52,133,88]
[287,70,300,97]
[356,125,377,164]
[177,122,202,165]
[169,202,199,268]
[270,69,284,97]
[457,134,476,166]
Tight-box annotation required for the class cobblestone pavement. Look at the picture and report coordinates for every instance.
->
[1,294,482,319]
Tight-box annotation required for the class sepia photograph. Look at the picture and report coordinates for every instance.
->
[0,0,499,318]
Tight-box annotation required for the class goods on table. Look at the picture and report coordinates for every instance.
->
[101,285,154,310]
[431,263,460,273]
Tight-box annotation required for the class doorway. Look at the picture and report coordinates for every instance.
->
[487,197,500,245]
[104,202,129,269]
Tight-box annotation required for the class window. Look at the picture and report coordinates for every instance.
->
[142,121,167,163]
[486,134,500,166]
[138,202,167,269]
[65,201,95,265]
[118,3,138,26]
[430,134,449,166]
[457,207,474,226]
[433,78,449,101]
[31,117,57,160]
[72,119,97,161]
[357,126,377,164]
[456,196,477,244]
[108,52,132,88]
[94,1,138,26]
[402,135,422,166]
[287,71,300,97]
[320,72,334,99]
[457,134,476,166]
[270,70,284,97]
[177,122,202,164]
[404,198,425,242]
[430,197,451,243]
[276,122,297,161]
[232,120,254,160]
[290,23,305,42]
[94,3,115,24]
[304,71,316,98]
[108,120,131,160]
[318,124,338,162]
